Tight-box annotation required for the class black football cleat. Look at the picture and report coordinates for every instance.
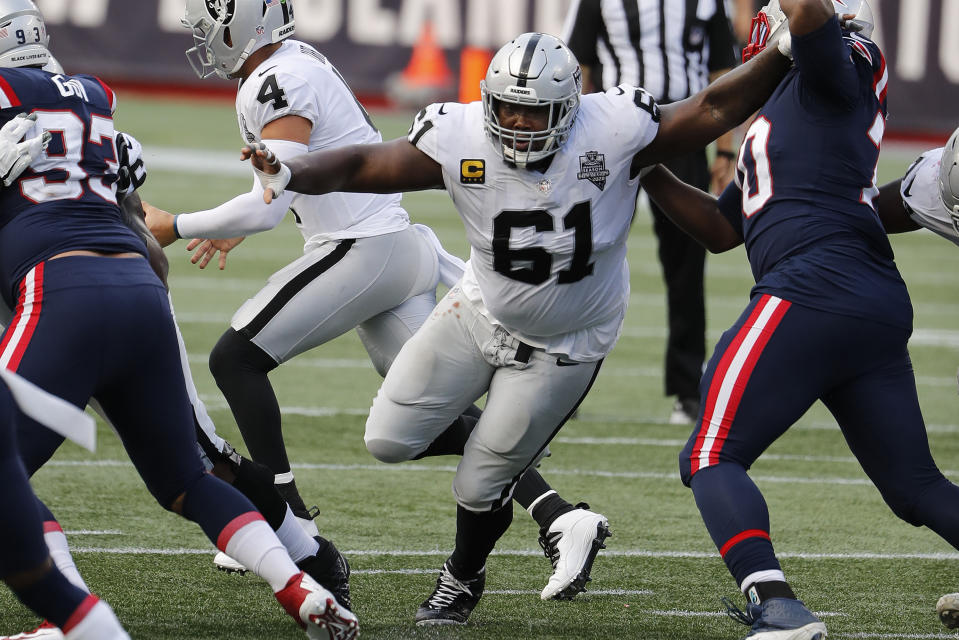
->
[297,536,352,612]
[415,560,485,626]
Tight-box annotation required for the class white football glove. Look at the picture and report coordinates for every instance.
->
[114,131,147,195]
[248,141,291,200]
[0,113,50,187]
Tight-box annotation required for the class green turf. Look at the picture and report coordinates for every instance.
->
[1,95,957,639]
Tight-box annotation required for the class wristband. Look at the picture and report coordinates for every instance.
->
[716,150,736,160]
[173,214,182,240]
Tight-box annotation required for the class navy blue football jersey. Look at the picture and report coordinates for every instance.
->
[717,16,911,329]
[0,68,144,306]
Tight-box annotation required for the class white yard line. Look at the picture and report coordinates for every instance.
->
[67,546,959,561]
[47,458,959,486]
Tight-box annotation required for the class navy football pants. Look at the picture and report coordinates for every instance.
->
[678,293,959,585]
[1,256,206,507]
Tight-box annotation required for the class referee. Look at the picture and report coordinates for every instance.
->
[564,0,739,425]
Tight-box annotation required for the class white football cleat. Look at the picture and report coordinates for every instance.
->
[937,593,959,629]
[0,621,63,639]
[275,571,359,640]
[63,598,130,640]
[539,504,611,600]
[213,551,248,574]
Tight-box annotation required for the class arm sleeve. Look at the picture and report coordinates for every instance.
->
[174,138,306,239]
[717,180,744,238]
[706,2,738,72]
[563,0,603,66]
[791,16,860,109]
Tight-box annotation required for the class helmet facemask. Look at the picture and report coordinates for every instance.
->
[481,33,581,168]
[182,0,295,80]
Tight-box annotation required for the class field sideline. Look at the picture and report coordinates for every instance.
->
[0,97,957,639]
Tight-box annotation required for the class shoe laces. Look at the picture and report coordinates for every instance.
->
[427,566,475,608]
[539,530,562,569]
[722,597,760,627]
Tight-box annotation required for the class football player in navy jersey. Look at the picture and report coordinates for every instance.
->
[0,1,357,637]
[0,114,129,640]
[638,1,959,637]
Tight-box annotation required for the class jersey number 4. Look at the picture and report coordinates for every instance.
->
[492,201,594,285]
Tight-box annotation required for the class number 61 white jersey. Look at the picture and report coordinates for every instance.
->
[408,86,660,361]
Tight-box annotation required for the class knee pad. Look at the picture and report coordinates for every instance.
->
[452,472,503,512]
[365,437,419,464]
[209,328,277,382]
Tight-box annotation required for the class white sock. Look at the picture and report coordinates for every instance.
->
[44,524,89,592]
[275,506,320,563]
[220,515,299,592]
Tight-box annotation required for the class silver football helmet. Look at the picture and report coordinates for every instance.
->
[182,0,296,80]
[939,126,959,216]
[481,33,581,167]
[833,0,874,39]
[0,0,49,69]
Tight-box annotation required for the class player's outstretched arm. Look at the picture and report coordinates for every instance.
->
[245,138,444,203]
[634,47,791,166]
[640,165,743,253]
[875,179,920,234]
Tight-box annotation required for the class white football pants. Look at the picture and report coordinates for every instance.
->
[364,285,602,512]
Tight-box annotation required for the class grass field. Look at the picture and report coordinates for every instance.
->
[1,95,958,639]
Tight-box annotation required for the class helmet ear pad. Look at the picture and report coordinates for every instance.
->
[481,32,582,168]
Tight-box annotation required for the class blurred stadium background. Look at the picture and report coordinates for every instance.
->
[1,1,957,639]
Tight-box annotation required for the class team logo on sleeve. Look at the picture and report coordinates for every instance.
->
[577,151,610,191]
[460,159,485,184]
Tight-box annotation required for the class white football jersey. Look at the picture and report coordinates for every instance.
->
[408,86,660,361]
[237,40,409,247]
[900,148,959,247]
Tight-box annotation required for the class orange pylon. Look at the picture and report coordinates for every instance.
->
[459,46,493,103]
[401,23,453,88]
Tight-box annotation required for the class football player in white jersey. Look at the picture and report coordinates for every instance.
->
[145,0,613,605]
[872,128,959,631]
[244,32,791,625]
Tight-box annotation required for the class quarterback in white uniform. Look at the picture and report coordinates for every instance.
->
[147,0,614,607]
[246,31,790,625]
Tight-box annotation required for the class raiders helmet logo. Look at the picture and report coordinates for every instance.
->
[205,0,236,23]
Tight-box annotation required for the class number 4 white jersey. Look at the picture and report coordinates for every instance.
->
[900,148,959,247]
[237,40,410,246]
[408,86,660,361]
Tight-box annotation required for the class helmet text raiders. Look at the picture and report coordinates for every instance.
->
[182,0,295,79]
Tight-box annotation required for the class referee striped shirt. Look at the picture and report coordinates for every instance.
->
[563,0,737,103]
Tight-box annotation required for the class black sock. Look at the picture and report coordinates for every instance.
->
[529,491,576,531]
[413,414,478,458]
[448,504,513,578]
[745,580,797,604]
[275,479,311,518]
[512,468,553,510]
[208,329,289,472]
